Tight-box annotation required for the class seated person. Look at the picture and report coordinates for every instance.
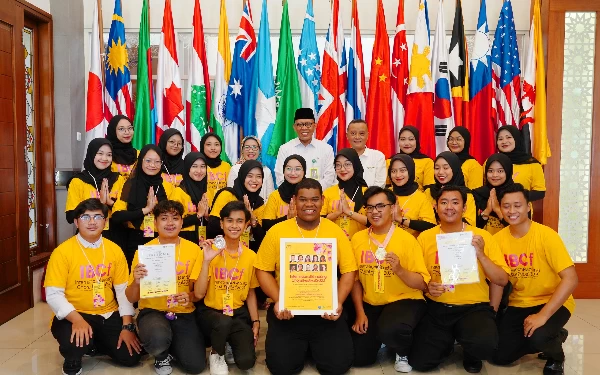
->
[492,184,578,375]
[45,198,141,375]
[350,187,429,372]
[126,200,205,375]
[192,201,261,375]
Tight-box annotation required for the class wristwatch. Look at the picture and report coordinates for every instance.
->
[348,211,354,217]
[122,323,136,332]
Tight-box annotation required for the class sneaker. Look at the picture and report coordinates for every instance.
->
[463,357,483,373]
[209,352,229,375]
[154,354,173,375]
[543,359,565,375]
[62,360,82,375]
[539,328,569,360]
[394,355,412,373]
[225,343,235,365]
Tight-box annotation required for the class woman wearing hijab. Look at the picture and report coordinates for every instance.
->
[447,127,483,190]
[263,155,306,231]
[496,125,546,201]
[424,151,477,226]
[473,154,515,235]
[227,136,274,200]
[201,132,232,200]
[112,145,175,266]
[158,128,185,186]
[321,148,369,239]
[388,154,436,237]
[386,126,435,190]
[106,115,138,176]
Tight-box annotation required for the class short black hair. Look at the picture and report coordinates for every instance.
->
[364,186,396,205]
[433,185,467,205]
[153,200,184,217]
[497,183,530,203]
[220,201,251,221]
[294,178,323,196]
[348,119,368,128]
[74,198,109,219]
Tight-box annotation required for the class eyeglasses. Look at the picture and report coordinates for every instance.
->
[167,140,183,148]
[143,159,162,166]
[334,162,353,170]
[117,127,134,133]
[243,145,260,151]
[448,137,464,143]
[295,122,315,129]
[285,167,304,173]
[79,214,105,222]
[365,203,393,213]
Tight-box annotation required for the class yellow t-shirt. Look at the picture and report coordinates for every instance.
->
[263,190,289,220]
[482,216,506,236]
[111,150,140,176]
[493,222,575,314]
[513,163,546,192]
[462,159,483,190]
[393,191,437,237]
[207,162,231,199]
[128,238,201,314]
[209,190,265,225]
[255,218,358,284]
[162,173,183,187]
[111,181,175,230]
[170,187,214,232]
[424,188,477,227]
[190,244,260,310]
[44,237,129,315]
[321,185,368,239]
[386,157,435,191]
[352,227,430,306]
[65,176,126,219]
[417,225,510,305]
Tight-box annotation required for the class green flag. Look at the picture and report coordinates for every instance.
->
[267,1,302,157]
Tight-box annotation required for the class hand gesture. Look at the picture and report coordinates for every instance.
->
[200,240,223,262]
[252,322,260,347]
[71,317,93,348]
[484,195,493,216]
[524,312,549,337]
[352,312,369,334]
[339,190,352,216]
[385,252,402,274]
[274,302,294,320]
[394,204,404,223]
[427,281,445,297]
[197,193,209,219]
[490,189,502,217]
[145,187,157,213]
[99,179,109,205]
[322,303,343,321]
[287,197,297,219]
[117,330,142,356]
[133,264,148,284]
[174,292,190,306]
[472,235,485,260]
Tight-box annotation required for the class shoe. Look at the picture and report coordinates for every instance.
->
[394,354,412,373]
[83,344,97,357]
[154,354,173,375]
[543,359,565,375]
[62,360,82,375]
[539,328,569,360]
[225,342,235,365]
[462,357,483,373]
[209,352,229,375]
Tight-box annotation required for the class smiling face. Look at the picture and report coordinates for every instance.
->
[244,167,263,193]
[390,160,409,187]
[434,158,454,184]
[242,138,260,160]
[220,210,248,241]
[447,130,465,153]
[500,191,530,226]
[189,158,207,182]
[295,188,324,222]
[203,136,222,159]
[74,209,106,240]
[335,155,354,181]
[115,118,134,143]
[398,129,417,154]
[497,129,516,153]
[142,150,162,176]
[365,192,394,229]
[155,210,183,240]
[94,145,113,170]
[347,121,369,151]
[294,120,316,144]
[284,158,304,184]
[486,161,507,187]
[435,190,466,224]
[166,133,183,156]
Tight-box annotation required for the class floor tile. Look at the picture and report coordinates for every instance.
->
[0,349,24,365]
[0,348,99,375]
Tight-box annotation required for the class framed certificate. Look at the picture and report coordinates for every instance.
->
[138,244,177,298]
[436,232,480,285]
[279,238,338,315]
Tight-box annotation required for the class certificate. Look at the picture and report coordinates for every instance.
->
[436,232,479,285]
[138,244,177,298]
[279,238,338,315]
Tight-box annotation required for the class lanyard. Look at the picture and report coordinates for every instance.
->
[399,191,417,212]
[88,171,101,198]
[367,225,395,264]
[75,237,106,284]
[222,243,243,294]
[296,218,321,238]
[439,222,465,234]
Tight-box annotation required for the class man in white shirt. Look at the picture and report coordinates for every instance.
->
[275,108,336,189]
[347,119,387,187]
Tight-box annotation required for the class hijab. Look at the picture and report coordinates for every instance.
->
[180,152,208,205]
[496,125,540,165]
[68,138,119,190]
[158,128,185,175]
[201,132,225,169]
[430,151,467,198]
[388,154,419,196]
[398,126,430,160]
[231,160,265,209]
[279,154,307,204]
[472,153,514,210]
[237,136,262,165]
[447,127,475,165]
[335,148,368,212]
[106,115,137,166]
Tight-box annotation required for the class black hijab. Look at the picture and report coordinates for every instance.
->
[430,151,467,198]
[201,132,225,169]
[388,154,419,196]
[68,138,119,190]
[398,126,430,160]
[335,148,368,212]
[181,152,208,205]
[472,153,514,209]
[496,125,540,165]
[448,127,475,165]
[279,154,307,204]
[158,128,185,175]
[106,115,137,166]
[232,160,265,209]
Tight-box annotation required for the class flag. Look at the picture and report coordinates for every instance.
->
[267,1,302,158]
[449,0,469,128]
[346,0,366,125]
[104,0,134,121]
[210,0,232,164]
[365,0,394,158]
[132,0,157,149]
[405,0,435,158]
[391,0,409,153]
[469,0,495,163]
[521,0,550,164]
[492,0,522,127]
[85,0,106,153]
[297,0,321,114]
[316,0,348,153]
[432,0,454,155]
[185,0,212,152]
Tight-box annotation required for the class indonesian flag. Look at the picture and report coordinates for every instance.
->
[391,0,409,153]
[85,0,105,152]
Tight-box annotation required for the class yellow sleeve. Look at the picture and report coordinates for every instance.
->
[163,181,175,198]
[465,193,477,226]
[542,226,574,274]
[254,205,265,225]
[530,164,547,191]
[337,229,358,274]
[249,268,260,288]
[418,195,437,224]
[65,179,86,212]
[423,188,435,207]
[189,250,205,281]
[111,244,130,285]
[109,176,126,200]
[263,192,281,220]
[44,245,69,288]
[209,191,236,217]
[112,182,128,213]
[385,159,391,186]
[405,235,431,284]
[483,232,511,274]
[127,251,140,286]
[422,159,435,187]
[171,188,194,218]
[464,160,484,190]
[255,229,278,272]
[321,187,335,215]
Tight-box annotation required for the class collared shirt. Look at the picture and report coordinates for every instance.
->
[77,233,102,248]
[358,147,387,187]
[274,137,336,189]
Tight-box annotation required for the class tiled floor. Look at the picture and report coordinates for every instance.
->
[0,301,597,374]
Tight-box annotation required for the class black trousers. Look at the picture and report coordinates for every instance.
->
[137,308,205,374]
[409,298,498,372]
[196,302,256,371]
[50,312,141,367]
[103,219,128,256]
[494,304,571,364]
[351,299,427,367]
[265,306,353,375]
[124,229,156,269]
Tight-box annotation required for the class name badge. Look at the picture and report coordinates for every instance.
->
[222,293,234,316]
[340,217,351,238]
[241,227,251,248]
[143,214,155,237]
[374,268,385,293]
[198,226,207,242]
[167,295,179,309]
[93,281,106,307]
[310,168,319,179]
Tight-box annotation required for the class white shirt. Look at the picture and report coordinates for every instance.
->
[227,164,275,201]
[275,137,336,190]
[358,147,387,187]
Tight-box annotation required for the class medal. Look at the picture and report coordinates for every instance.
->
[375,247,387,261]
[214,235,226,250]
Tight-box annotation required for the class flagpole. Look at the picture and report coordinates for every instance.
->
[97,0,104,86]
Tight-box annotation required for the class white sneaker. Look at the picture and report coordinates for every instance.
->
[209,353,229,375]
[394,354,412,373]
[154,354,173,375]
[225,342,235,365]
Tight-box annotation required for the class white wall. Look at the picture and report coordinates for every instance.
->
[26,0,51,13]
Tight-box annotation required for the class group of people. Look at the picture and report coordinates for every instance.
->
[46,107,575,375]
